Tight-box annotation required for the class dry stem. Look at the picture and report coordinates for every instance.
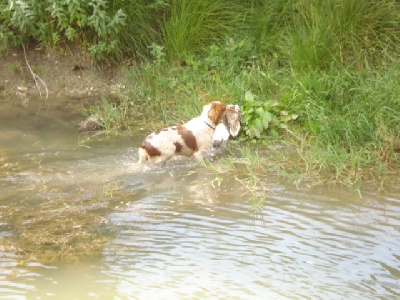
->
[22,44,49,99]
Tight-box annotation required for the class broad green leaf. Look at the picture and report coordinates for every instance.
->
[270,128,279,138]
[256,107,265,115]
[271,116,281,126]
[255,118,264,132]
[264,111,272,122]
[280,115,292,122]
[250,126,260,139]
[261,117,270,129]
[245,90,255,102]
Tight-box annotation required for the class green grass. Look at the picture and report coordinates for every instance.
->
[162,0,245,61]
[283,0,400,71]
[2,0,399,64]
[107,0,167,60]
[119,39,399,188]
[79,98,132,133]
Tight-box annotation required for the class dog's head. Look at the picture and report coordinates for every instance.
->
[203,101,226,126]
[224,104,241,137]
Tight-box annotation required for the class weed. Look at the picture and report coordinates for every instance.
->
[3,0,126,59]
[148,43,166,65]
[241,90,298,139]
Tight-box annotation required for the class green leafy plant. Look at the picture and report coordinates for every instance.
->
[3,0,126,59]
[148,43,166,65]
[242,90,298,139]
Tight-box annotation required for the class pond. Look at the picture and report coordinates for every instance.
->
[1,97,399,299]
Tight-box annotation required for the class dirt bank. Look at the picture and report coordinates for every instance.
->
[0,45,129,101]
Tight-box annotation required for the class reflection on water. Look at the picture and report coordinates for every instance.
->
[1,97,400,299]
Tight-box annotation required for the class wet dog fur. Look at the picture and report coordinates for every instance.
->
[138,101,226,165]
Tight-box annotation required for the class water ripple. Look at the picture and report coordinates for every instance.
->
[1,130,399,299]
[99,184,400,299]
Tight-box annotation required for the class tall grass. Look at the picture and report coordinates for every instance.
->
[107,0,167,59]
[278,65,400,185]
[162,0,245,61]
[282,0,400,70]
[248,0,294,54]
[2,0,399,65]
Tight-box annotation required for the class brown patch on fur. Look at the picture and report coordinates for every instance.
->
[174,142,183,153]
[176,126,198,152]
[208,102,226,126]
[226,105,236,114]
[140,140,161,157]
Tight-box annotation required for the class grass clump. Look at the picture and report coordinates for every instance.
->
[283,0,400,71]
[163,0,245,61]
[79,98,132,132]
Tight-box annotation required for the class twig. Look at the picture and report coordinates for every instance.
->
[22,44,49,99]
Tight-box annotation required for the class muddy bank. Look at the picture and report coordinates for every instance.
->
[0,45,128,101]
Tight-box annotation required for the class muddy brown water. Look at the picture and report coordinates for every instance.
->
[1,97,399,299]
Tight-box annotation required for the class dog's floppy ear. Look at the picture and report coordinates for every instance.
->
[235,105,242,123]
[225,104,242,122]
[208,101,226,126]
[224,104,242,137]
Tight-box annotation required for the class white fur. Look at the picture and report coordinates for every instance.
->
[211,104,241,156]
[212,123,231,152]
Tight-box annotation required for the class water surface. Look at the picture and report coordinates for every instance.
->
[1,97,399,299]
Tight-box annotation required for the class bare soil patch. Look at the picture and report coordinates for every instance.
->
[0,45,129,101]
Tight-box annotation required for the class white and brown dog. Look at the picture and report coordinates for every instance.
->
[138,101,226,165]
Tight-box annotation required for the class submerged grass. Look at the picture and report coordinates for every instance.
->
[0,193,114,264]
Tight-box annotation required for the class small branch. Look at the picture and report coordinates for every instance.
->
[22,44,49,99]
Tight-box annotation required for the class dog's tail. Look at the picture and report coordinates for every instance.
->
[137,147,149,164]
